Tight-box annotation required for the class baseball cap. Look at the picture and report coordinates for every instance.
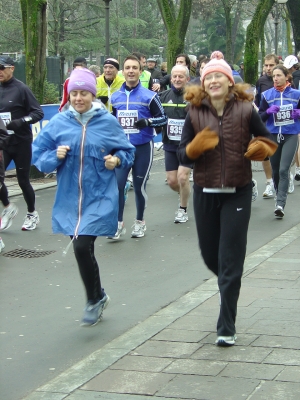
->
[283,55,298,69]
[0,55,15,66]
[147,58,157,63]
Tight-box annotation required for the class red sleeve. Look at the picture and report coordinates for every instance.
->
[58,78,70,112]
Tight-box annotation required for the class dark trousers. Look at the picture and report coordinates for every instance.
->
[72,236,102,304]
[0,142,35,211]
[193,183,252,336]
[115,141,153,221]
[270,134,298,208]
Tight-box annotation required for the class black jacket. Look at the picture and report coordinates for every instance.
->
[159,87,188,149]
[255,74,273,107]
[0,76,44,144]
[293,70,300,90]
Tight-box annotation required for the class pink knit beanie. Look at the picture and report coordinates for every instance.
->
[201,59,234,87]
[68,68,97,96]
[210,51,224,60]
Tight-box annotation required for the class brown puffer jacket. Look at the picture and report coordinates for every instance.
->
[189,97,253,188]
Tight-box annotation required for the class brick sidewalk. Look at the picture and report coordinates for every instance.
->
[24,224,300,400]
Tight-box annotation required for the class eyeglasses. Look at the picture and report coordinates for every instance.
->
[0,65,12,71]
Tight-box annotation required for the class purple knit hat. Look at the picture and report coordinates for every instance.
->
[68,68,97,96]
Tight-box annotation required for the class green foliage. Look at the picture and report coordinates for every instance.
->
[43,80,60,104]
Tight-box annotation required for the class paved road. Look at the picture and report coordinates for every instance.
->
[1,158,299,400]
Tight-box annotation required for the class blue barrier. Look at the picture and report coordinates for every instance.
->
[7,104,162,170]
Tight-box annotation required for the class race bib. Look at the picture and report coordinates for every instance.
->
[167,118,185,141]
[273,104,294,126]
[0,112,14,134]
[0,112,11,126]
[117,110,139,134]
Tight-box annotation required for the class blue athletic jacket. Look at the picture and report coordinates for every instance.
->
[111,82,167,146]
[259,86,300,135]
[32,104,135,237]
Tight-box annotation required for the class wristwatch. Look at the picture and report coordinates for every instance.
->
[23,116,33,123]
[148,118,153,126]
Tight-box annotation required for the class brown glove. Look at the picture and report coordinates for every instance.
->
[244,136,278,161]
[186,127,219,160]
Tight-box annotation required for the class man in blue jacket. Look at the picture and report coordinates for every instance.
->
[111,55,167,239]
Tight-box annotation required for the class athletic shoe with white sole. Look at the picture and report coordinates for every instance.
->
[262,182,274,198]
[0,203,18,231]
[174,209,188,223]
[81,292,110,327]
[274,205,284,218]
[21,211,40,231]
[215,334,237,346]
[295,166,300,181]
[107,222,126,240]
[131,220,146,238]
[252,179,258,202]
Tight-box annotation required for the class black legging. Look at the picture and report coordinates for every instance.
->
[193,183,252,336]
[71,235,102,303]
[0,142,35,211]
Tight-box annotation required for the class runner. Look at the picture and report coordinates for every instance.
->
[259,64,300,218]
[178,58,277,346]
[159,65,192,223]
[32,68,135,326]
[110,55,167,239]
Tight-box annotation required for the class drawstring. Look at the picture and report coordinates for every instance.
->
[277,133,284,143]
[62,236,76,257]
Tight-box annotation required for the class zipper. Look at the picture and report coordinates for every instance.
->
[62,117,91,256]
[219,117,225,187]
[74,122,87,238]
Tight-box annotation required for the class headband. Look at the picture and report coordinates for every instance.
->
[103,59,119,70]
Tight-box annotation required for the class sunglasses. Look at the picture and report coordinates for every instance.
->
[0,65,12,71]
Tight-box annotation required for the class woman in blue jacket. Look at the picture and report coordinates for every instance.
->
[32,69,135,327]
[259,64,300,218]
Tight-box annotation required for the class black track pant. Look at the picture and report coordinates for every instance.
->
[193,183,252,336]
[72,235,102,304]
[0,142,35,211]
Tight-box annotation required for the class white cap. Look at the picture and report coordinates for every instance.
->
[283,55,298,69]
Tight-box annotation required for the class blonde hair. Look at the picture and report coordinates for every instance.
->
[161,62,167,71]
[185,83,254,107]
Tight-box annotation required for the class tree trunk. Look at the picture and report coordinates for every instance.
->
[222,0,232,63]
[156,0,192,73]
[287,0,300,54]
[244,0,274,85]
[20,0,47,103]
[20,0,47,179]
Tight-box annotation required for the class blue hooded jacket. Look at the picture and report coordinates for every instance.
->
[32,104,135,237]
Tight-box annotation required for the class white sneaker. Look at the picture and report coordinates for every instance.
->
[274,205,284,218]
[288,172,294,193]
[189,170,193,182]
[0,237,5,253]
[131,220,146,238]
[215,334,237,346]
[174,209,188,223]
[0,203,18,231]
[107,222,126,240]
[252,179,258,202]
[21,211,40,231]
[262,182,274,198]
[295,166,300,181]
